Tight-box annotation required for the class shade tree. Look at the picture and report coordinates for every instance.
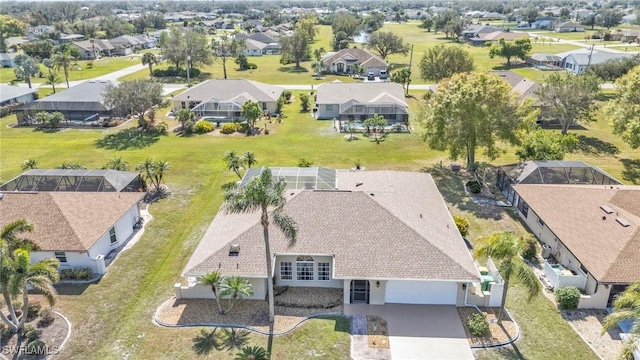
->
[366,31,409,60]
[419,45,474,82]
[605,66,640,149]
[488,38,532,66]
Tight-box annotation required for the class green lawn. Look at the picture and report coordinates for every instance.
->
[0,56,141,84]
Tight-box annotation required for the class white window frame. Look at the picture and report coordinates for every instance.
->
[55,251,67,263]
[318,262,331,281]
[296,256,314,281]
[280,262,292,281]
[109,227,118,244]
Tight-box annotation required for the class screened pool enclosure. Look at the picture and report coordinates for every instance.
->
[240,167,338,190]
[0,169,143,192]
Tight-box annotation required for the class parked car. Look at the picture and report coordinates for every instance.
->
[379,70,388,80]
[367,72,375,81]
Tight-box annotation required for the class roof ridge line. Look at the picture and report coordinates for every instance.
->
[49,193,87,251]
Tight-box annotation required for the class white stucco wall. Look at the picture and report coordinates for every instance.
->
[578,283,611,309]
[274,255,341,288]
[32,251,99,273]
[177,277,267,300]
[88,204,139,260]
[316,104,339,119]
[342,279,386,305]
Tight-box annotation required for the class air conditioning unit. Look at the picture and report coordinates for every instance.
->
[541,244,552,259]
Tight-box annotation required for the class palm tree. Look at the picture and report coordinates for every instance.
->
[474,232,541,323]
[136,158,156,190]
[0,220,39,257]
[241,151,258,169]
[223,151,243,179]
[175,108,196,134]
[21,159,37,170]
[602,282,640,359]
[219,276,253,314]
[152,160,170,191]
[141,53,158,77]
[198,271,224,315]
[0,248,59,334]
[52,52,76,88]
[103,156,129,171]
[45,73,60,94]
[223,168,298,324]
[234,345,269,360]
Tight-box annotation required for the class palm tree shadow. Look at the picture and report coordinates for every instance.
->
[94,129,162,150]
[192,328,221,355]
[620,158,640,184]
[220,328,250,351]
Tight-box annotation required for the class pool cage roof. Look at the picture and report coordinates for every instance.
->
[501,160,621,185]
[240,167,337,190]
[0,169,143,192]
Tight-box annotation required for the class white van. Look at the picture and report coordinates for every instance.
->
[379,70,388,80]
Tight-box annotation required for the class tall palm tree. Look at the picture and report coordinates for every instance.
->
[141,52,158,77]
[0,220,39,256]
[198,271,224,315]
[45,73,60,94]
[152,160,170,191]
[219,276,253,314]
[52,52,76,88]
[241,151,258,169]
[602,282,640,359]
[474,232,541,323]
[0,249,59,333]
[234,346,269,360]
[21,159,37,171]
[223,151,243,179]
[223,168,298,324]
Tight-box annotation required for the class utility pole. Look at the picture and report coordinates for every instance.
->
[186,54,191,86]
[585,44,595,73]
[406,44,414,96]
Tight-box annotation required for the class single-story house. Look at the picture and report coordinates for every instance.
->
[27,25,54,36]
[315,82,408,123]
[610,29,640,43]
[564,51,634,74]
[134,35,155,49]
[172,79,284,122]
[15,80,117,123]
[0,191,143,275]
[59,34,85,43]
[0,84,37,107]
[243,39,267,56]
[512,184,640,309]
[0,53,19,68]
[531,20,553,29]
[468,31,529,46]
[555,21,584,32]
[622,13,637,24]
[177,169,499,307]
[72,39,115,60]
[491,71,541,105]
[321,48,387,76]
[0,169,145,192]
[109,35,144,56]
[462,24,503,39]
[526,53,564,69]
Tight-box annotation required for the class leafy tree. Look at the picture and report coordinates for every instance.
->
[52,52,76,88]
[175,108,196,134]
[241,151,257,169]
[581,14,597,30]
[361,11,385,32]
[600,9,623,30]
[434,9,458,37]
[419,72,533,167]
[279,29,311,68]
[0,15,27,52]
[299,93,310,112]
[605,66,640,149]
[219,276,253,314]
[160,28,185,69]
[22,41,54,60]
[102,156,129,171]
[587,55,640,82]
[211,32,244,79]
[602,282,640,359]
[295,14,319,43]
[418,18,434,32]
[535,72,600,135]
[13,55,39,89]
[474,232,541,323]
[363,114,388,144]
[183,29,212,70]
[331,12,360,39]
[443,18,467,41]
[366,31,409,60]
[198,271,224,315]
[488,38,532,66]
[223,168,298,324]
[331,30,351,51]
[235,54,249,71]
[241,101,262,132]
[224,150,243,179]
[103,79,164,127]
[21,159,37,170]
[53,43,81,60]
[419,45,474,82]
[390,67,411,95]
[234,346,269,360]
[141,53,158,77]
[516,128,578,161]
[524,6,539,24]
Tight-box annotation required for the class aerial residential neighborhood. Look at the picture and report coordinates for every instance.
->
[0,1,640,359]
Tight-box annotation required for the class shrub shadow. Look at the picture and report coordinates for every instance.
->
[95,129,162,150]
[621,158,640,184]
[575,135,620,155]
[54,281,97,296]
[33,127,63,133]
[278,66,309,73]
[192,328,221,355]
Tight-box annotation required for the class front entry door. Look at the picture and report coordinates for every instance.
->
[350,280,370,304]
[337,63,345,73]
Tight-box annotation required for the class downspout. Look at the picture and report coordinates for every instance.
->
[464,282,483,314]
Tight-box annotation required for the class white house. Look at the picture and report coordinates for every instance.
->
[243,39,267,56]
[0,85,37,107]
[321,48,387,76]
[563,51,634,74]
[177,169,498,307]
[0,53,18,68]
[512,184,640,309]
[555,21,585,32]
[0,191,143,275]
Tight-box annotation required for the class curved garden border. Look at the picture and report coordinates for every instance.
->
[46,311,72,360]
[153,296,342,336]
[469,308,521,349]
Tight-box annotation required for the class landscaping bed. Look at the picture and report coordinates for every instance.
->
[458,307,518,346]
[367,315,389,349]
[274,287,343,308]
[562,309,622,360]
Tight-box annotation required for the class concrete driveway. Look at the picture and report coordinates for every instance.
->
[386,304,473,360]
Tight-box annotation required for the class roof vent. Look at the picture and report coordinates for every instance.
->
[0,194,3,200]
[229,244,240,256]
[600,205,614,214]
[616,217,631,227]
[356,181,363,187]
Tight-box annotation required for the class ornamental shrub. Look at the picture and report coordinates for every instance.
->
[556,286,581,309]
[194,121,215,134]
[27,340,47,356]
[221,123,236,134]
[521,236,539,260]
[467,313,489,337]
[466,180,482,194]
[453,216,470,237]
[60,267,94,281]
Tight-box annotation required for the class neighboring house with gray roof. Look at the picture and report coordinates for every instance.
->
[0,191,143,275]
[172,79,284,122]
[72,39,115,60]
[564,51,633,74]
[526,53,563,69]
[321,48,387,76]
[243,38,267,56]
[555,21,584,32]
[315,82,408,123]
[512,184,640,309]
[0,84,37,107]
[491,71,541,106]
[0,53,19,68]
[16,80,117,123]
[177,170,487,306]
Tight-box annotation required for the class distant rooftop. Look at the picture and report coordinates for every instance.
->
[500,160,621,186]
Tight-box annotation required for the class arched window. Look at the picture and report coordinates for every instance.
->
[296,255,313,262]
[296,256,314,280]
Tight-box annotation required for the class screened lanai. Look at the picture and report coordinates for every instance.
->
[240,167,337,190]
[496,161,621,204]
[339,100,408,122]
[191,98,244,122]
[0,169,143,192]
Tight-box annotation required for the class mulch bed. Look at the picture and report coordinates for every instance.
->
[458,307,518,346]
[274,287,343,309]
[367,315,389,349]
[0,305,69,359]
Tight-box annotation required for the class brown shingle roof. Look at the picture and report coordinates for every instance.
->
[321,48,387,69]
[184,171,479,281]
[0,192,142,251]
[172,79,283,103]
[514,185,640,283]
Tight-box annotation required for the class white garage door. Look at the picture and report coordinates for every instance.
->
[385,281,458,305]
